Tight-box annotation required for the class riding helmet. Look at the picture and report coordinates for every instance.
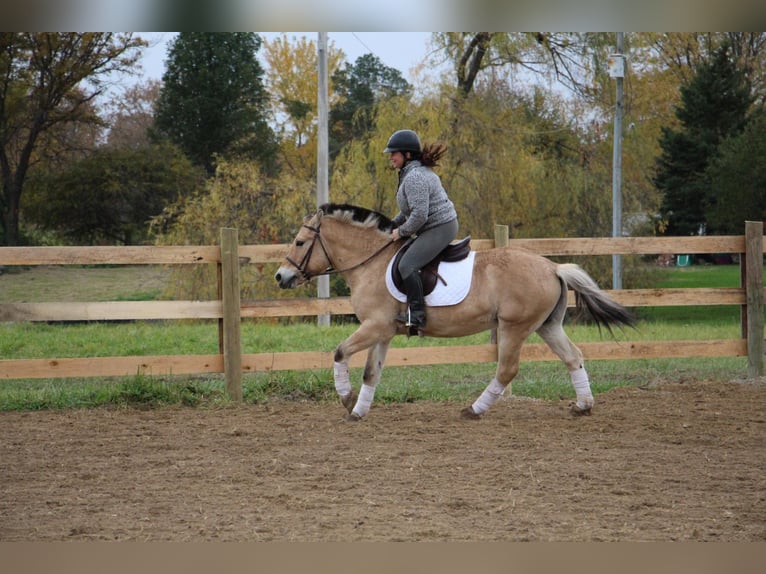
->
[384,129,421,154]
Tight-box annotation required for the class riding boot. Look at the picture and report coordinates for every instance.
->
[396,271,427,330]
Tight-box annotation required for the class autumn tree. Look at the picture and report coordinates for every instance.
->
[103,80,160,149]
[153,33,278,176]
[261,33,346,189]
[152,158,312,301]
[0,32,146,245]
[431,33,613,99]
[331,86,586,239]
[642,33,766,100]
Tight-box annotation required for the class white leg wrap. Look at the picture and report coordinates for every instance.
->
[333,361,351,398]
[570,366,593,409]
[351,383,376,418]
[471,378,506,415]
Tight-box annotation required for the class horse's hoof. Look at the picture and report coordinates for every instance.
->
[569,402,592,417]
[340,391,357,414]
[460,406,481,420]
[342,412,363,422]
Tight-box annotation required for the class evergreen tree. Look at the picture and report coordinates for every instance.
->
[656,42,753,235]
[705,107,766,233]
[153,33,278,176]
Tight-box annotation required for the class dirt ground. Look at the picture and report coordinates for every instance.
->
[1,379,764,542]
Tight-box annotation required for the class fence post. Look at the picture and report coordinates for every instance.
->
[490,224,509,345]
[220,228,243,401]
[745,221,764,377]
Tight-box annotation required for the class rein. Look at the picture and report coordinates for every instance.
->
[286,221,395,282]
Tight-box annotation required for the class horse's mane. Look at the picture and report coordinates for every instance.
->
[319,203,394,233]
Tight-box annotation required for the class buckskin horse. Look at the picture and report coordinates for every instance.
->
[275,203,634,421]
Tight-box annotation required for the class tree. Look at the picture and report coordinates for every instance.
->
[330,86,585,240]
[431,33,612,98]
[24,142,204,245]
[329,53,410,159]
[102,80,160,150]
[0,32,146,245]
[152,158,310,301]
[153,33,277,176]
[262,34,345,146]
[643,33,766,100]
[656,42,753,235]
[705,107,766,233]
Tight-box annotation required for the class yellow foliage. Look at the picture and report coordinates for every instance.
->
[262,34,345,146]
[152,158,317,301]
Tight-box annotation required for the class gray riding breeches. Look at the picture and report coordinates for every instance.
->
[397,219,459,279]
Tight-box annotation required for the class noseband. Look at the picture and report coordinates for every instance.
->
[284,218,395,283]
[284,222,333,283]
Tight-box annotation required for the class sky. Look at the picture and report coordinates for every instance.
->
[137,32,437,86]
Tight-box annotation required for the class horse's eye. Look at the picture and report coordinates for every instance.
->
[295,240,304,247]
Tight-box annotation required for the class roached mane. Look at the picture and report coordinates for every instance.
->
[319,203,395,233]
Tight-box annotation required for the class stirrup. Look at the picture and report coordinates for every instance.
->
[396,307,426,330]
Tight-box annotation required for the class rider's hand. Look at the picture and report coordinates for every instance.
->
[391,228,400,241]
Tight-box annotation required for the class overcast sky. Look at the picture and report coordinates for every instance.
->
[137,32,436,85]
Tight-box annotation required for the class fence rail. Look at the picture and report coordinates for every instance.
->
[1,223,763,397]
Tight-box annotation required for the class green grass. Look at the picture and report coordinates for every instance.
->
[636,262,760,323]
[0,265,170,302]
[0,316,743,360]
[0,318,751,411]
[0,262,760,411]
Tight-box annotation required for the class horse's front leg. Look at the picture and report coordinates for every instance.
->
[332,321,393,421]
[342,340,391,422]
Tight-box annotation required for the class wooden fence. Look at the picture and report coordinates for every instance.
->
[0,222,763,400]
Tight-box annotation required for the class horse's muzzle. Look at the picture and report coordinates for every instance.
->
[274,266,298,289]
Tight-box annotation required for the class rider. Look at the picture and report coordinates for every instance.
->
[385,129,459,330]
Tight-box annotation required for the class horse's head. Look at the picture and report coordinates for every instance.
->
[274,211,329,289]
[275,203,397,289]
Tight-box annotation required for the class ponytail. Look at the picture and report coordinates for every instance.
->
[419,143,447,168]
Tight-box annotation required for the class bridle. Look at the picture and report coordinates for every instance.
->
[284,217,395,283]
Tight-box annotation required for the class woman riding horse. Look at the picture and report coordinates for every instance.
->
[385,129,459,332]
[275,203,636,422]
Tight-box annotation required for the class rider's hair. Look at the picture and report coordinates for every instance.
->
[418,143,447,168]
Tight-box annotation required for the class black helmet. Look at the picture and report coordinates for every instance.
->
[384,130,421,154]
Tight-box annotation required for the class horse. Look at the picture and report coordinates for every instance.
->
[275,203,635,422]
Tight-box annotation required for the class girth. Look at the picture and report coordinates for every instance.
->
[391,236,472,296]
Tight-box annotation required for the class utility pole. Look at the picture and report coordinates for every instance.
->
[610,32,625,290]
[317,32,330,326]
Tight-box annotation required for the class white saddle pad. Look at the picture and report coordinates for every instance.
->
[385,251,476,307]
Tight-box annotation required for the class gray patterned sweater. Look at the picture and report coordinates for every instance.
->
[391,160,457,238]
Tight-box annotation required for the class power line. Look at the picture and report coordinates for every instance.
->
[350,32,375,55]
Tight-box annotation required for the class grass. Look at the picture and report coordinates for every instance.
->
[0,264,171,302]
[636,262,761,323]
[0,262,761,411]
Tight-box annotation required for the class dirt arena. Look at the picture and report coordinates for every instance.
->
[1,378,764,542]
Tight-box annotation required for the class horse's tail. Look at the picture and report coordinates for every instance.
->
[556,263,636,336]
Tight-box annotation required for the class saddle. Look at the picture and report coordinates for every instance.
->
[391,236,472,296]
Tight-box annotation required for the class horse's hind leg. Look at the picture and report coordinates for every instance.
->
[536,319,593,415]
[460,322,525,420]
